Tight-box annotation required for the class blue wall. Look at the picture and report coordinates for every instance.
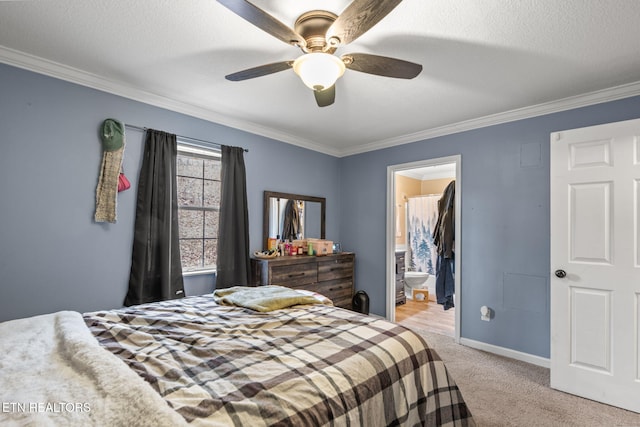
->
[339,96,640,358]
[0,63,341,322]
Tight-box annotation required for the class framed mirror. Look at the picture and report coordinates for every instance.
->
[263,191,326,249]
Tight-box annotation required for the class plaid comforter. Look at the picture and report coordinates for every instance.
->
[84,295,474,426]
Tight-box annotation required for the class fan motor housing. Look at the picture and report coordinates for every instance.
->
[294,10,338,53]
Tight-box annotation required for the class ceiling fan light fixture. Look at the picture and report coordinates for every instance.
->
[293,53,345,91]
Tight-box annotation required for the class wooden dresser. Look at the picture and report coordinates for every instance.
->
[250,253,355,309]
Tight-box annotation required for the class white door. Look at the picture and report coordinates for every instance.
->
[550,117,640,413]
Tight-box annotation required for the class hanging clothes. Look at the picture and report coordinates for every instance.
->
[281,199,300,241]
[435,254,455,310]
[433,180,455,258]
[95,119,126,223]
[433,180,455,310]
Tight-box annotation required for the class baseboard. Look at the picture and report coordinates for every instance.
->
[368,313,385,320]
[459,337,550,368]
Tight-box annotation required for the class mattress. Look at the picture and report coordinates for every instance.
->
[84,294,474,426]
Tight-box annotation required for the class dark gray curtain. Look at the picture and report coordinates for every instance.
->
[124,129,184,306]
[215,145,250,288]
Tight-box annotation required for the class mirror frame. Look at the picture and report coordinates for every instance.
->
[263,191,326,249]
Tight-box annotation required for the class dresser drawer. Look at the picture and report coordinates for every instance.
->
[317,256,354,281]
[270,263,317,286]
[316,278,352,300]
[332,297,353,310]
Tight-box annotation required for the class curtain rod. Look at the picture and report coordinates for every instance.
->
[124,123,248,152]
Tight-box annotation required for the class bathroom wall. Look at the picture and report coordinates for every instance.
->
[421,177,453,195]
[394,175,422,246]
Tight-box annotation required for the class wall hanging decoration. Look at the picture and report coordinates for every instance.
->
[118,170,131,192]
[95,118,126,223]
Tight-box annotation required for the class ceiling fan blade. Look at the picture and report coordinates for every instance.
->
[326,0,403,46]
[225,61,293,81]
[342,53,422,79]
[217,0,306,48]
[314,85,335,107]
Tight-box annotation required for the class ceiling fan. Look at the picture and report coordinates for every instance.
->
[217,0,423,107]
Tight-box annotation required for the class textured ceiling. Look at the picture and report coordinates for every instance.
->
[1,0,640,156]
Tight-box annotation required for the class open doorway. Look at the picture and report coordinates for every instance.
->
[386,156,461,342]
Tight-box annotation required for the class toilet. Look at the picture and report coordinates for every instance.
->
[404,271,429,300]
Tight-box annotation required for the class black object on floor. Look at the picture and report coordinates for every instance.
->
[352,290,370,315]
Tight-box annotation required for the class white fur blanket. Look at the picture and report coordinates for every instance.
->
[0,311,187,427]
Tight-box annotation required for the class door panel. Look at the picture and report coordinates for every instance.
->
[569,182,612,263]
[569,139,612,169]
[570,287,611,372]
[551,117,640,413]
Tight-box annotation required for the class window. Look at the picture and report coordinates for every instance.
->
[176,143,221,273]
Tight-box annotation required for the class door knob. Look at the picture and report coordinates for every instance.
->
[555,269,567,278]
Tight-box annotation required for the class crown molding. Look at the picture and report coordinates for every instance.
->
[2,45,640,159]
[338,80,640,157]
[0,46,341,157]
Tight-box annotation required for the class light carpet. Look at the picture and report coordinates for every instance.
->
[417,329,640,427]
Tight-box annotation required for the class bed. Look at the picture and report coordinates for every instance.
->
[0,287,474,426]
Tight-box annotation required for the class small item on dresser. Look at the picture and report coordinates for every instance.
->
[268,237,277,251]
[308,243,314,256]
[308,238,333,256]
[297,246,303,255]
[293,239,307,252]
[254,250,278,259]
